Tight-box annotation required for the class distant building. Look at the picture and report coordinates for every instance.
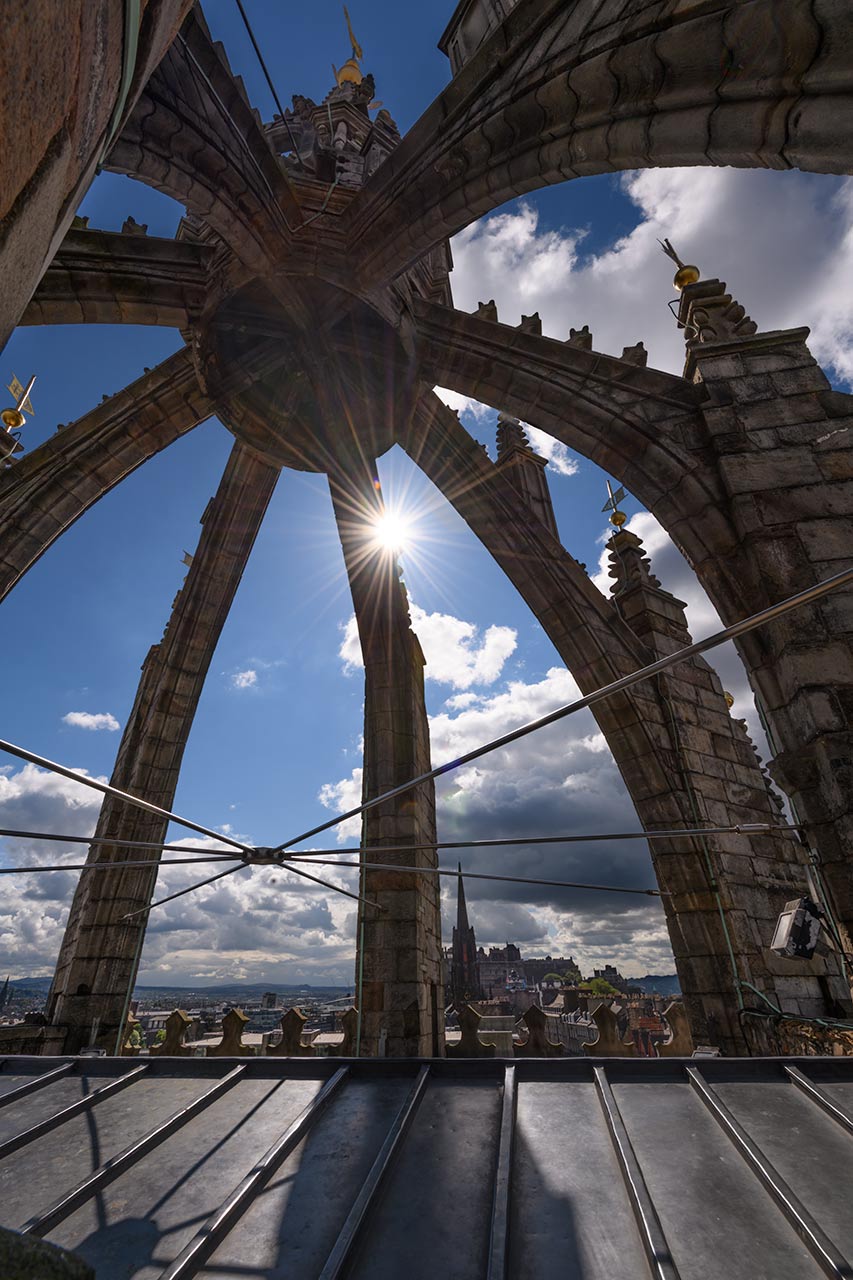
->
[450,866,481,1004]
[594,965,627,991]
[261,991,278,1009]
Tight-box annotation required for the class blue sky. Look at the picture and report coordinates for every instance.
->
[2,2,853,987]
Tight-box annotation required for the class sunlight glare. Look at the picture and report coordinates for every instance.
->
[372,509,412,554]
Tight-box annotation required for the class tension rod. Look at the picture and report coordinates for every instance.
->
[272,564,853,852]
[287,822,802,860]
[0,739,250,853]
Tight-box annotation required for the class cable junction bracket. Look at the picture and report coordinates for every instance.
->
[240,847,289,866]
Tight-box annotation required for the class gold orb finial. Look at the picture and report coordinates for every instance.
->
[0,407,24,430]
[658,238,700,290]
[724,691,735,709]
[610,509,627,529]
[1,372,36,435]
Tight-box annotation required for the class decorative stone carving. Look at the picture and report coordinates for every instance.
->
[657,1002,694,1056]
[208,1007,250,1056]
[621,341,648,366]
[679,279,758,344]
[120,1014,142,1056]
[446,1004,496,1058]
[607,528,663,594]
[518,312,541,335]
[268,1007,316,1057]
[513,1005,564,1058]
[121,216,148,235]
[475,299,498,322]
[567,324,592,349]
[583,1003,636,1056]
[150,1009,192,1057]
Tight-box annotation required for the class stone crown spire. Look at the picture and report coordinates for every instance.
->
[606,526,663,596]
[494,411,559,541]
[495,411,531,458]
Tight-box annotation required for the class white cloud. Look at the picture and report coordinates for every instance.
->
[340,603,517,690]
[0,762,360,986]
[433,387,493,419]
[231,669,258,690]
[449,169,853,387]
[524,425,578,477]
[317,660,675,976]
[62,711,120,732]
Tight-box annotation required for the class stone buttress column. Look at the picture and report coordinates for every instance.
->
[417,401,850,1053]
[45,442,279,1053]
[678,277,853,949]
[607,528,851,1040]
[329,466,444,1057]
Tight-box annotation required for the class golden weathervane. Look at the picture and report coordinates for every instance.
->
[1,373,36,432]
[333,5,364,86]
[602,478,627,530]
[658,238,701,290]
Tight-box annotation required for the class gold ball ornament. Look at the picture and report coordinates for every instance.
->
[0,407,24,430]
[724,691,735,709]
[610,510,628,529]
[673,263,701,290]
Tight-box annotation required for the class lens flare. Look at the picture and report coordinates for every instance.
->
[372,509,412,554]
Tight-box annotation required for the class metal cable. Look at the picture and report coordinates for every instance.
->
[175,32,299,238]
[119,859,384,921]
[285,856,666,896]
[0,821,801,860]
[0,738,250,852]
[287,822,801,860]
[233,0,305,168]
[0,828,240,855]
[0,857,243,875]
[273,564,853,851]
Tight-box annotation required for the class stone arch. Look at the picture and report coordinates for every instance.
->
[104,9,301,277]
[346,0,853,287]
[0,349,211,603]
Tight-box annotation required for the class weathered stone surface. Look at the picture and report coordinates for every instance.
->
[583,1004,635,1057]
[268,1007,316,1057]
[2,0,851,1064]
[0,349,211,602]
[0,0,192,351]
[513,1005,564,1058]
[22,229,213,329]
[403,394,850,1055]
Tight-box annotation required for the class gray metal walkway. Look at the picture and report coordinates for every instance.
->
[0,1054,852,1279]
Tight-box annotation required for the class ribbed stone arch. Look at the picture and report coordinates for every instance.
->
[345,0,853,288]
[103,8,302,277]
[21,230,214,330]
